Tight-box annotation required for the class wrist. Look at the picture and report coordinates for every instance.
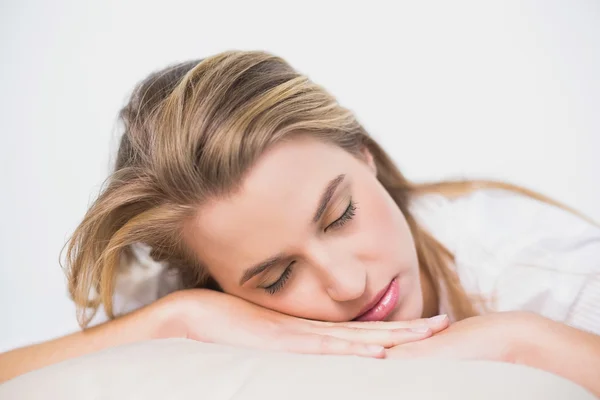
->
[147,289,217,341]
[507,312,558,367]
[492,312,545,365]
[146,292,192,340]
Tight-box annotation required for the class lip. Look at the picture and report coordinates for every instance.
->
[353,278,399,322]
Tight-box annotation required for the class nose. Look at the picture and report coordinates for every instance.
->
[307,244,367,303]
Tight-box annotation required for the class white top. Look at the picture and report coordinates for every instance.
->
[108,189,600,335]
[410,189,600,334]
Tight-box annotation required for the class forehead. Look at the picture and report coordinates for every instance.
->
[182,137,360,274]
[200,137,356,234]
[242,137,351,200]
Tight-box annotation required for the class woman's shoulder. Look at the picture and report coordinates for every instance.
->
[411,187,598,258]
[411,187,600,333]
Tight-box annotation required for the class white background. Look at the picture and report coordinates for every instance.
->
[1,1,599,352]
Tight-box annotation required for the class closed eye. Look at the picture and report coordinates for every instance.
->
[261,200,356,295]
[262,262,295,295]
[325,199,357,232]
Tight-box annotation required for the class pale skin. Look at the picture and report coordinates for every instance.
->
[1,136,599,397]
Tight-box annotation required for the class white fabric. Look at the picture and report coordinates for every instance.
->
[108,189,600,335]
[410,189,600,335]
[0,339,595,400]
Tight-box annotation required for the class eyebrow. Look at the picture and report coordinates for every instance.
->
[312,174,346,222]
[239,254,284,286]
[238,174,346,286]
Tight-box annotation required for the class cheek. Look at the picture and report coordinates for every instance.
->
[241,274,329,320]
[355,186,415,264]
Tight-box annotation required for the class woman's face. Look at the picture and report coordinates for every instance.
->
[182,136,427,322]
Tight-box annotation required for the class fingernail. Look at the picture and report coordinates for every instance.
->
[410,326,430,333]
[366,345,384,354]
[428,314,448,323]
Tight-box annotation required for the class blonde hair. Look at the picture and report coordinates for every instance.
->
[63,50,594,327]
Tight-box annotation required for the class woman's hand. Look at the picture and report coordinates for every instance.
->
[0,289,448,383]
[386,311,534,362]
[386,311,600,398]
[155,289,450,358]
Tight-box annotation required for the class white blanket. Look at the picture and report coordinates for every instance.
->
[0,338,595,399]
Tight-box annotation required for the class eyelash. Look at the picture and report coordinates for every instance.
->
[263,263,294,295]
[325,199,357,232]
[262,199,357,295]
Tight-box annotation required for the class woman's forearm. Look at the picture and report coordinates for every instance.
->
[520,319,600,398]
[0,303,171,384]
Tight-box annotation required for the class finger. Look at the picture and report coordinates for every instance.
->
[385,342,421,359]
[386,338,454,360]
[342,315,450,331]
[322,326,433,348]
[274,333,386,359]
[322,314,450,333]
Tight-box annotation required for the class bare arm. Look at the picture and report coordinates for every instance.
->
[387,312,600,398]
[0,302,172,383]
[520,318,600,398]
[1,288,449,385]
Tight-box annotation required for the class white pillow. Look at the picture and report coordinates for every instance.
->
[0,339,594,399]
